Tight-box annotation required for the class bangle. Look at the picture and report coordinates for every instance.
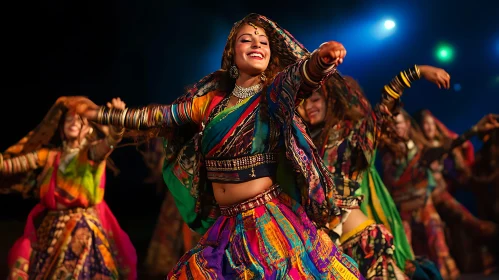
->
[384,85,400,99]
[301,60,319,86]
[0,154,3,172]
[120,108,128,127]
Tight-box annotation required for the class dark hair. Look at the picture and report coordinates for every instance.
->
[412,109,451,147]
[380,109,433,160]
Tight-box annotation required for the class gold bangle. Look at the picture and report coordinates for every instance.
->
[120,108,128,127]
[0,154,3,172]
[414,64,421,78]
[384,85,400,99]
[399,71,411,88]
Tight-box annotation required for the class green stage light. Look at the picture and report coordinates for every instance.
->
[435,43,454,63]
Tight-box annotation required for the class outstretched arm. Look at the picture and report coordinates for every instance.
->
[65,93,216,131]
[0,149,49,175]
[354,65,451,159]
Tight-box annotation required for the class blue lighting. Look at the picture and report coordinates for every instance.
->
[453,83,462,91]
[384,20,395,30]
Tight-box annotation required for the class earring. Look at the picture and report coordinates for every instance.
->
[229,65,239,79]
[260,72,267,82]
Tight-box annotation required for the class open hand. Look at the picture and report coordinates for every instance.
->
[418,65,451,89]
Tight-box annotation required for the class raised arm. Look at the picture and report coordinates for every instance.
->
[349,65,451,161]
[377,65,450,113]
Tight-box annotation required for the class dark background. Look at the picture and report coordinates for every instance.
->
[1,0,498,278]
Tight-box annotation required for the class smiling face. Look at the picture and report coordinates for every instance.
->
[233,23,271,77]
[63,111,89,142]
[302,91,327,126]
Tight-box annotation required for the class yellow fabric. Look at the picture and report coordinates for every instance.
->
[339,219,376,244]
[368,173,391,232]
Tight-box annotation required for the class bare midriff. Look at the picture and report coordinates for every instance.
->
[212,176,276,206]
[342,208,370,235]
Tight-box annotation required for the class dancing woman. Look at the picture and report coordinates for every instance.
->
[298,65,449,279]
[68,13,363,279]
[1,97,136,279]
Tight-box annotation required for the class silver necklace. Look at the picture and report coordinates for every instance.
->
[232,83,262,102]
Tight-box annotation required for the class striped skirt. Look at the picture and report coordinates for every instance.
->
[168,185,363,279]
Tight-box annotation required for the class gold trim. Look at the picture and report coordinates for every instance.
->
[205,153,278,172]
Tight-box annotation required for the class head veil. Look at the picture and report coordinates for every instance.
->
[0,97,117,197]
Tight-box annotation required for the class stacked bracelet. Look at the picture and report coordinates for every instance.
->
[97,107,162,129]
[0,152,38,174]
[301,49,337,89]
[384,65,421,99]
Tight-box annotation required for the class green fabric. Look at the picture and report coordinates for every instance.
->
[356,150,414,270]
[163,153,216,235]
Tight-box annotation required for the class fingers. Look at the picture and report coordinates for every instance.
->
[438,71,450,89]
[488,113,499,127]
[332,48,346,65]
[318,41,346,65]
[106,97,126,110]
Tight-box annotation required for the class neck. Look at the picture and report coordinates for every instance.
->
[236,73,261,87]
[66,139,80,149]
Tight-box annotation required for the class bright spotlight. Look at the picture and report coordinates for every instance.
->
[435,43,454,63]
[384,20,395,30]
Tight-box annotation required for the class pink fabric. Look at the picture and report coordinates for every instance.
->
[6,155,59,270]
[96,201,137,280]
[7,203,46,270]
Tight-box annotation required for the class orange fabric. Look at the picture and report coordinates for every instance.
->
[190,90,220,124]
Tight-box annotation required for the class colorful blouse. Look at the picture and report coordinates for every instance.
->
[317,79,395,204]
[155,60,339,234]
